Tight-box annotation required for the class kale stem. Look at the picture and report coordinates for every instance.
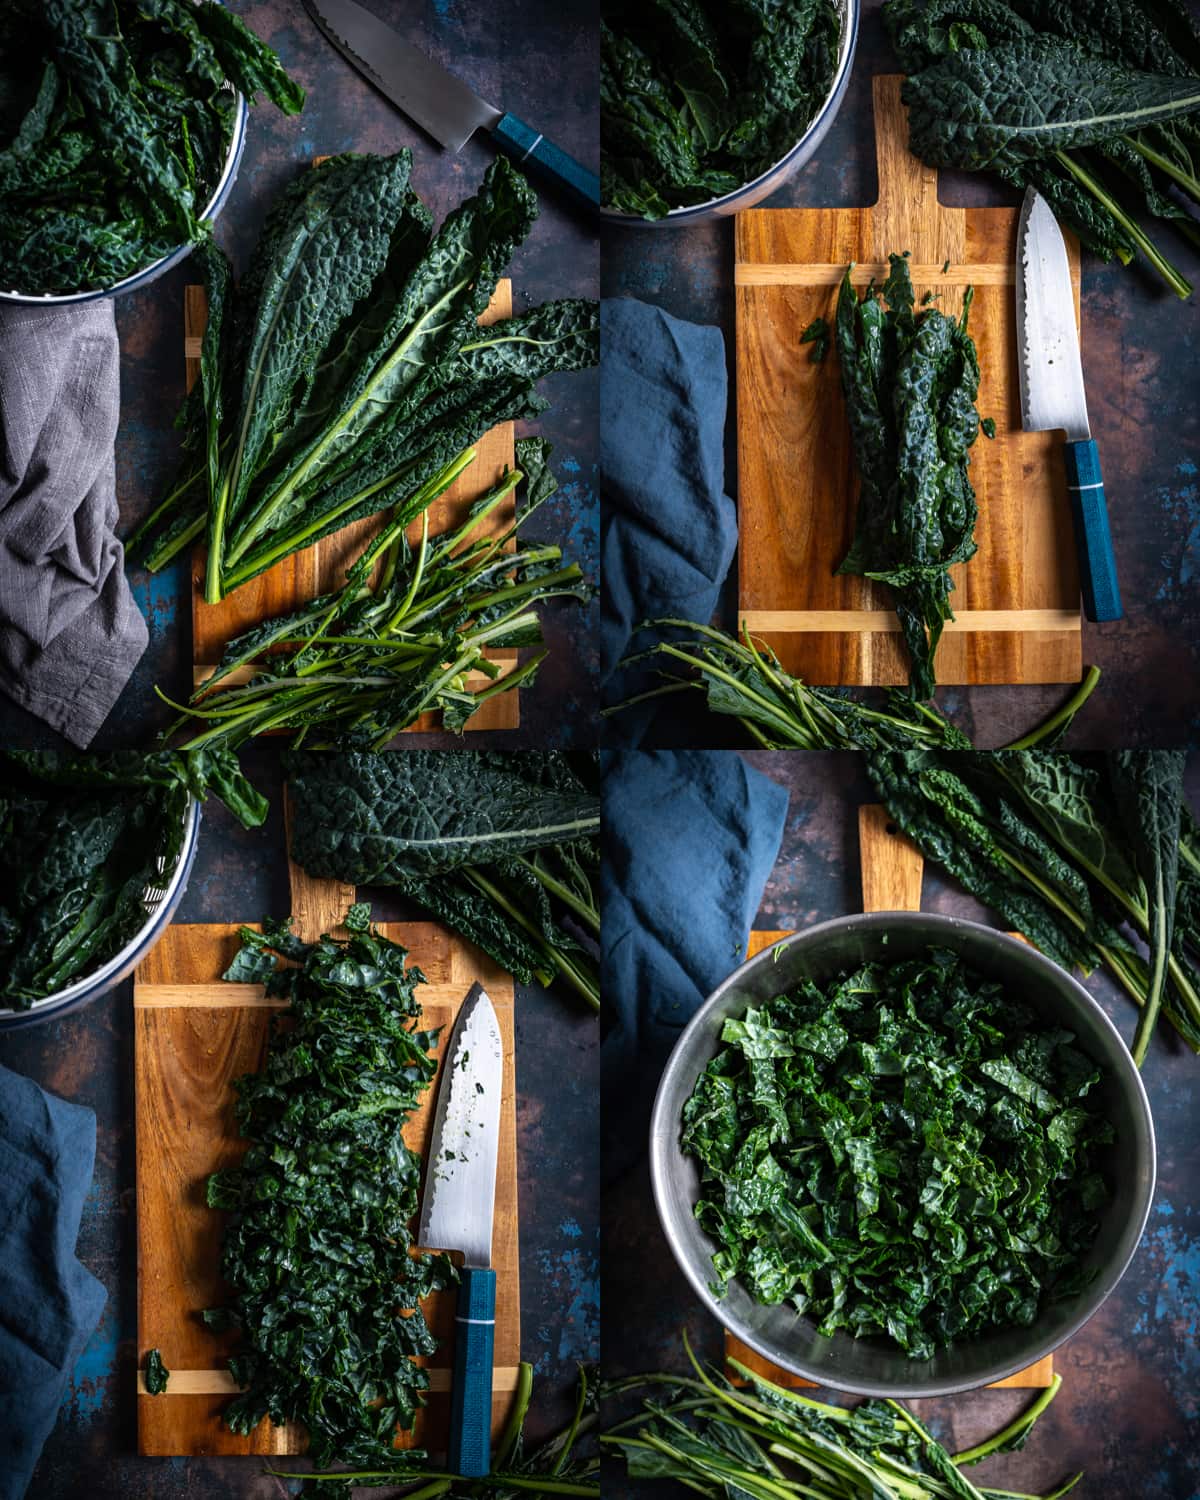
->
[127,467,204,557]
[952,1374,1062,1465]
[1054,150,1193,298]
[495,1361,534,1469]
[462,868,599,1010]
[1000,666,1101,750]
[205,470,234,604]
[1128,135,1200,203]
[144,511,206,572]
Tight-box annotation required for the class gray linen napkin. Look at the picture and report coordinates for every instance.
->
[0,301,147,746]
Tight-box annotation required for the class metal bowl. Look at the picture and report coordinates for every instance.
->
[650,911,1156,1397]
[0,798,201,1029]
[601,0,859,229]
[0,89,247,305]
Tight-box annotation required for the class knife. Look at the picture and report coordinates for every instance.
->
[302,0,599,212]
[1016,185,1122,623]
[418,982,504,1478]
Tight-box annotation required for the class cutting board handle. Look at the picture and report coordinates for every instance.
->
[870,75,964,267]
[858,804,924,912]
[283,787,357,941]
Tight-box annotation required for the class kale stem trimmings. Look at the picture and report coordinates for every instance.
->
[680,947,1113,1360]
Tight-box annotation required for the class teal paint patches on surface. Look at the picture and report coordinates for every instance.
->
[129,559,183,638]
[560,1216,582,1238]
[61,1304,117,1424]
[1138,1210,1200,1422]
[1154,461,1200,604]
[534,1230,599,1367]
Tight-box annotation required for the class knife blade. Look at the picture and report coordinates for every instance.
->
[1016,185,1122,623]
[302,0,599,211]
[418,981,503,1476]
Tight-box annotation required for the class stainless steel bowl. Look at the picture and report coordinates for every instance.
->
[0,799,201,1028]
[602,0,860,228]
[650,911,1156,1397]
[0,89,247,305]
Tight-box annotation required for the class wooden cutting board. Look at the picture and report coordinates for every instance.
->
[736,75,1082,688]
[134,820,520,1455]
[726,803,1053,1390]
[185,278,519,731]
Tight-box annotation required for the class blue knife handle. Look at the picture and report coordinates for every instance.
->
[1064,439,1122,623]
[448,1266,496,1478]
[493,112,599,211]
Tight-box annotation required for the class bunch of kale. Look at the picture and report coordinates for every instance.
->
[0,747,266,1009]
[886,0,1200,296]
[132,152,597,604]
[286,751,601,1011]
[0,0,302,293]
[681,947,1113,1360]
[601,0,841,217]
[835,253,990,701]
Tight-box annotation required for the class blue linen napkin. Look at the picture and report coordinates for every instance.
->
[600,299,737,747]
[0,1063,107,1499]
[601,751,789,1181]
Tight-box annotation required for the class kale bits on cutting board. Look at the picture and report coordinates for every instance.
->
[734,76,1084,692]
[681,948,1113,1360]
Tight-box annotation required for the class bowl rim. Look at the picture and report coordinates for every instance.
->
[0,89,248,305]
[0,796,201,1027]
[649,909,1157,1397]
[601,0,861,226]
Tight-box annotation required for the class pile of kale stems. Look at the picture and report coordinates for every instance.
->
[605,1336,1082,1500]
[0,0,302,294]
[601,0,840,217]
[286,751,601,1012]
[160,438,591,747]
[682,946,1112,1358]
[0,747,265,1009]
[131,151,598,608]
[885,0,1200,297]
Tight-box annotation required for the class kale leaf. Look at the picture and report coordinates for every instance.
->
[0,747,266,1010]
[601,0,841,218]
[286,752,601,1011]
[205,912,455,1468]
[144,1348,169,1396]
[0,0,303,293]
[682,946,1113,1359]
[835,253,985,701]
[133,153,599,605]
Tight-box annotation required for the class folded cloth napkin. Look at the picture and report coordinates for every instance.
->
[600,299,737,747]
[601,750,789,1181]
[0,1063,107,1499]
[0,301,147,747]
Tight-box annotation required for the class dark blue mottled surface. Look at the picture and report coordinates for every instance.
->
[604,751,1200,1500]
[600,0,1200,750]
[0,0,599,1491]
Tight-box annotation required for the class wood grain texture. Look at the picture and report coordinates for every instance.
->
[135,856,520,1454]
[735,75,1082,687]
[725,806,1053,1391]
[185,281,519,732]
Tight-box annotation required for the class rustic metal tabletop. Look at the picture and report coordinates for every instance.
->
[603,750,1200,1500]
[600,0,1200,750]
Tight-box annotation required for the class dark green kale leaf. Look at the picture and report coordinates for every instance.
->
[144,1348,169,1395]
[205,912,455,1468]
[285,752,601,1012]
[681,947,1113,1359]
[835,254,984,700]
[0,747,265,1010]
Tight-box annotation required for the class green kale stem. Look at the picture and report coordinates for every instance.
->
[952,1374,1062,1465]
[1129,135,1200,204]
[512,856,601,937]
[999,666,1101,750]
[1054,149,1193,298]
[462,867,600,1012]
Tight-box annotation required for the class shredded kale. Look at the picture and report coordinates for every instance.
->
[681,946,1113,1360]
[144,1348,169,1396]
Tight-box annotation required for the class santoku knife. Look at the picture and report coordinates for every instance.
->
[302,0,599,211]
[418,981,504,1478]
[1016,185,1122,623]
